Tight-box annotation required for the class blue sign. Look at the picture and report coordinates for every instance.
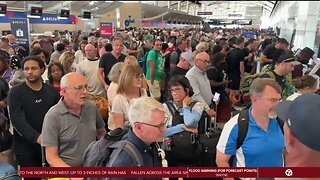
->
[124,20,130,26]
[0,11,75,24]
[10,18,30,54]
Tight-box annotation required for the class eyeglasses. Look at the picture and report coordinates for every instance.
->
[135,117,168,131]
[170,88,183,93]
[197,59,210,65]
[258,96,282,104]
[69,84,88,93]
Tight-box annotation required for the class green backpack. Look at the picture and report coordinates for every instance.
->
[240,71,275,101]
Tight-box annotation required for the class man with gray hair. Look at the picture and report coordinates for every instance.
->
[42,72,106,167]
[216,78,285,170]
[107,97,166,169]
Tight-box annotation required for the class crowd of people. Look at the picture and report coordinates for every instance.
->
[0,26,319,180]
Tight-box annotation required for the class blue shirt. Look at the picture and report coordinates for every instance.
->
[217,107,285,167]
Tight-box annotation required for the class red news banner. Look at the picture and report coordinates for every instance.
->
[20,167,320,178]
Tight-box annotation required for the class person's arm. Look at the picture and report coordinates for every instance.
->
[216,150,234,180]
[259,53,273,63]
[149,61,156,85]
[111,96,126,129]
[112,113,125,129]
[46,147,71,167]
[169,52,178,69]
[98,68,108,91]
[136,48,144,61]
[8,87,41,144]
[240,61,245,80]
[147,51,156,84]
[97,128,106,139]
[216,117,239,170]
[95,105,106,139]
[186,75,208,106]
[209,79,230,88]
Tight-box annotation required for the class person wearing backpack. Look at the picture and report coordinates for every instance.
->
[41,72,106,167]
[163,75,208,170]
[216,78,285,170]
[107,97,165,174]
[137,35,154,74]
[260,53,300,99]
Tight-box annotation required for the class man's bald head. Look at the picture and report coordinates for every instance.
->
[85,43,97,59]
[61,72,87,88]
[195,52,210,61]
[6,34,16,44]
[195,52,211,71]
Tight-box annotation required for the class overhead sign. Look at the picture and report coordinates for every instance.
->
[0,11,76,24]
[197,12,212,16]
[100,22,114,37]
[0,3,7,16]
[228,14,243,17]
[10,18,30,54]
[209,19,253,25]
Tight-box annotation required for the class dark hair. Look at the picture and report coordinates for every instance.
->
[21,56,46,70]
[162,43,169,51]
[0,50,10,63]
[211,52,225,65]
[292,75,317,90]
[236,37,245,45]
[167,75,194,101]
[104,43,113,52]
[30,48,49,63]
[56,43,66,52]
[47,62,65,85]
[278,38,289,46]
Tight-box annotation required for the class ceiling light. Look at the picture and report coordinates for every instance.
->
[89,1,94,5]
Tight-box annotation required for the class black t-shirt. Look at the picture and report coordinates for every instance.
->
[207,66,224,94]
[8,82,60,155]
[263,44,277,60]
[169,66,188,77]
[260,71,286,92]
[242,47,254,73]
[226,48,244,75]
[99,52,127,85]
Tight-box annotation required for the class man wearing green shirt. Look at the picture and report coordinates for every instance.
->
[146,39,164,101]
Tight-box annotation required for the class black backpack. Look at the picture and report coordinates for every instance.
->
[83,128,144,179]
[0,111,12,153]
[229,107,284,166]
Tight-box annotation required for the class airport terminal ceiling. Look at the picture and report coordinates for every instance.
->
[4,1,277,18]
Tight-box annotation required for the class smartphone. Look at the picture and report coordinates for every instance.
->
[212,92,220,102]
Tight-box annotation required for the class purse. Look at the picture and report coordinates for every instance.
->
[171,131,202,162]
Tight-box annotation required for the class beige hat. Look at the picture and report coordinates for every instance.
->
[44,31,54,37]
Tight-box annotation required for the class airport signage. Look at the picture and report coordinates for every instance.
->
[10,18,30,54]
[0,11,75,24]
[197,12,212,16]
[100,22,114,37]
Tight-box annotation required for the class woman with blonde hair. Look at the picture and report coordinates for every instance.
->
[124,55,139,65]
[107,62,125,130]
[111,64,150,129]
[124,55,149,90]
[59,51,75,73]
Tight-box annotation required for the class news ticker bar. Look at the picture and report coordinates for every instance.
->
[19,167,320,178]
